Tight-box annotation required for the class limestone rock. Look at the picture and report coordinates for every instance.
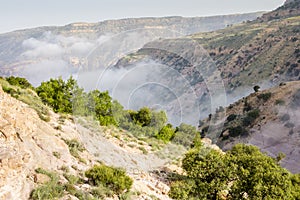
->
[34,173,51,184]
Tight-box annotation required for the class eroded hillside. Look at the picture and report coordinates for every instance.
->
[199,81,300,173]
[0,83,186,199]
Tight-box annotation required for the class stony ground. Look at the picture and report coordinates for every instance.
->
[0,85,185,200]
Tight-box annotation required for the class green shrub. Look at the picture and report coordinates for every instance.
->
[228,145,300,199]
[257,92,272,101]
[155,124,175,143]
[169,180,196,200]
[36,76,78,113]
[63,173,80,185]
[63,139,85,162]
[119,108,168,138]
[253,85,260,92]
[275,99,285,105]
[88,90,117,126]
[243,109,260,126]
[52,152,61,159]
[131,107,152,127]
[228,126,248,137]
[172,123,199,148]
[169,144,300,199]
[138,146,148,154]
[90,185,114,199]
[243,99,253,112]
[30,168,64,200]
[5,76,33,89]
[172,147,232,199]
[30,182,64,200]
[64,184,94,200]
[85,164,133,194]
[226,114,237,122]
[1,85,20,97]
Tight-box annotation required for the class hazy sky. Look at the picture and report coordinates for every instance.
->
[0,0,285,33]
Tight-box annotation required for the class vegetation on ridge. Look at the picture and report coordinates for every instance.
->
[0,77,50,121]
[34,76,200,145]
[169,143,300,199]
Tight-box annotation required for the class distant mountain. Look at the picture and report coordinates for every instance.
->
[114,1,300,116]
[0,13,263,84]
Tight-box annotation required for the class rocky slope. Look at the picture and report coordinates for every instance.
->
[258,0,300,22]
[0,84,188,199]
[198,81,300,173]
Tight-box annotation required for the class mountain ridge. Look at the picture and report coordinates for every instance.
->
[0,12,264,81]
[1,13,264,36]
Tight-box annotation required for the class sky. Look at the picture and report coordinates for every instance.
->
[0,0,286,34]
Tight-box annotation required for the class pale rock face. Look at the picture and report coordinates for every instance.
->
[0,86,97,199]
[33,173,51,184]
[0,86,71,199]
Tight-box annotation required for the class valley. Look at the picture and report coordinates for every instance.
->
[0,0,300,199]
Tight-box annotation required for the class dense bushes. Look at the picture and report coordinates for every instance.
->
[226,114,237,122]
[117,107,169,139]
[87,90,117,126]
[242,109,260,126]
[155,124,175,143]
[5,76,33,89]
[169,144,300,199]
[36,77,76,113]
[172,123,199,147]
[85,164,133,194]
[35,77,173,137]
[228,125,248,137]
[129,107,152,127]
[257,92,272,101]
[228,145,300,199]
